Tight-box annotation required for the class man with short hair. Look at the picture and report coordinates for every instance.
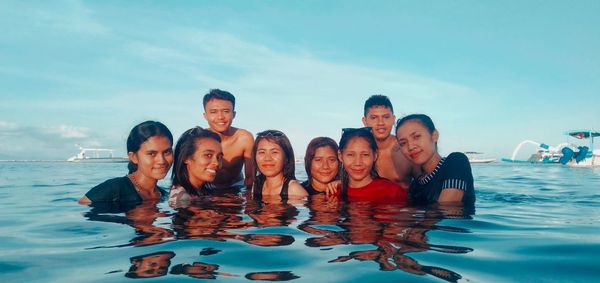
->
[362,94,416,188]
[202,89,254,188]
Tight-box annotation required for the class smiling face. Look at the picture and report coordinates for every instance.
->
[129,135,173,181]
[255,139,285,178]
[396,119,439,168]
[362,105,396,141]
[203,98,235,134]
[310,146,339,188]
[339,136,377,187]
[185,137,223,189]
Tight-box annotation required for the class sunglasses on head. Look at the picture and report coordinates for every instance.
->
[257,130,286,138]
[341,127,372,134]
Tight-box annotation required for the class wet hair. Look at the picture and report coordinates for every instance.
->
[304,137,340,187]
[395,113,438,150]
[202,89,236,110]
[364,94,394,116]
[171,127,222,196]
[252,130,296,195]
[126,121,173,174]
[395,113,436,134]
[338,128,379,196]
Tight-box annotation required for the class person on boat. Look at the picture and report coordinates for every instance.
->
[395,114,475,206]
[251,130,308,198]
[361,95,418,189]
[301,137,340,195]
[202,89,254,189]
[78,121,174,204]
[327,127,407,202]
[168,127,224,207]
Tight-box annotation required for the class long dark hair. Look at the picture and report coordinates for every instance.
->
[171,127,222,196]
[395,113,437,149]
[338,127,379,196]
[304,137,340,187]
[126,121,173,174]
[252,130,296,195]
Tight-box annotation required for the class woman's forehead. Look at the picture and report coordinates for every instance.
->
[257,139,282,149]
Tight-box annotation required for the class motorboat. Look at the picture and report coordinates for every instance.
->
[561,130,600,167]
[67,146,128,163]
[502,130,600,167]
[464,152,495,163]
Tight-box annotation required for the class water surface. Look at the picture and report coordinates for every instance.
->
[1,162,599,282]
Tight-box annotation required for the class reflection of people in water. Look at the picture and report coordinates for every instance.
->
[301,196,471,282]
[171,261,236,279]
[84,201,173,248]
[171,196,295,247]
[245,271,300,281]
[245,196,300,228]
[125,251,175,279]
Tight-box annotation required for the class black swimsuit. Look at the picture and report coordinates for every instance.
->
[254,178,291,197]
[300,180,324,195]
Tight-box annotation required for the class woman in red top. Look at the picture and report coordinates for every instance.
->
[331,127,407,202]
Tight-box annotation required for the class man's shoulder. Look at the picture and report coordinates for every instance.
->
[378,135,398,152]
[231,127,254,141]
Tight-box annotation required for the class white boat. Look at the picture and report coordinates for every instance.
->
[561,130,600,167]
[502,141,565,164]
[67,146,128,163]
[502,130,600,167]
[464,152,495,163]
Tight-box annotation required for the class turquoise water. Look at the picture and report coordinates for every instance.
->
[1,162,599,282]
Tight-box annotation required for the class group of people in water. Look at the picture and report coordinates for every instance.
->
[79,90,475,207]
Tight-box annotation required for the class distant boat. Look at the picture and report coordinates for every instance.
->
[464,152,495,163]
[67,146,128,163]
[501,130,600,167]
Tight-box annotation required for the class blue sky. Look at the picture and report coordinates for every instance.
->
[1,0,599,160]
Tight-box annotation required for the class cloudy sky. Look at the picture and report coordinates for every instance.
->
[1,0,599,160]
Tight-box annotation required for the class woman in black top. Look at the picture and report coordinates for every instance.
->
[301,137,340,195]
[251,130,307,198]
[395,114,474,206]
[79,121,174,204]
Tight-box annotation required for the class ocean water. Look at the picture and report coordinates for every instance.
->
[0,162,599,282]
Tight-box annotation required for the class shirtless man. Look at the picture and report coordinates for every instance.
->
[361,95,416,189]
[202,89,254,188]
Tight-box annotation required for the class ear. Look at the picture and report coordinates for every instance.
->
[374,151,379,162]
[361,116,367,127]
[203,112,207,120]
[338,150,343,162]
[432,130,439,143]
[128,152,138,164]
[233,110,237,119]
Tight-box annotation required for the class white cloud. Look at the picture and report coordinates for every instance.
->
[0,121,18,130]
[32,0,109,35]
[52,125,90,139]
[0,122,121,160]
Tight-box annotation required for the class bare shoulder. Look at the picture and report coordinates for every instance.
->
[233,128,254,143]
[288,180,308,197]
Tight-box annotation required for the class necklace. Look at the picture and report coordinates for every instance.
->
[128,173,157,194]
